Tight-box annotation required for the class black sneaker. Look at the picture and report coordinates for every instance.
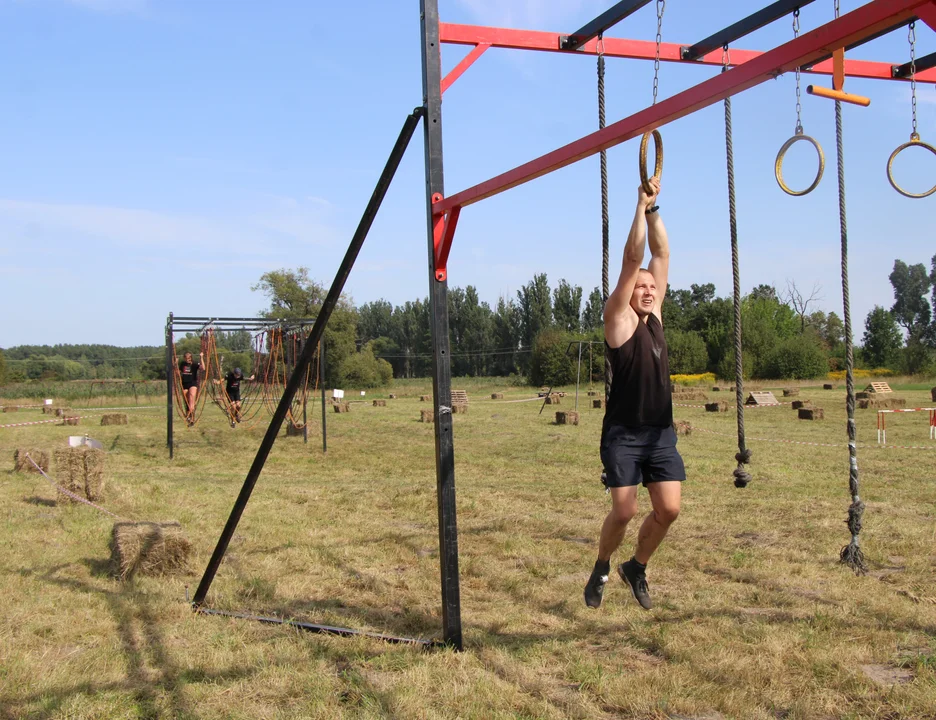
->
[230,419,236,428]
[584,566,609,609]
[618,560,653,610]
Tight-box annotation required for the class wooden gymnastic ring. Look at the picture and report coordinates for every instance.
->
[775,130,825,196]
[887,134,936,199]
[639,130,663,196]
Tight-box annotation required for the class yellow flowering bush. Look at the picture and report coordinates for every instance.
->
[827,368,893,380]
[670,372,716,386]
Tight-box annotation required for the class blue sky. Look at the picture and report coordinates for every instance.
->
[1,0,934,348]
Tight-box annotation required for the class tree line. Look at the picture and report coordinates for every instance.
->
[1,256,933,388]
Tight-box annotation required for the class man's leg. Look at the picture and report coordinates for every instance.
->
[619,480,681,609]
[585,486,638,608]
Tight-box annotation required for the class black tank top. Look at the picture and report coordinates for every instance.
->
[603,313,673,435]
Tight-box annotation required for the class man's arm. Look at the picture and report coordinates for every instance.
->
[604,179,660,348]
[646,210,669,322]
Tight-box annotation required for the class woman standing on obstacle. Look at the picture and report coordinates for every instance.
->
[179,351,204,426]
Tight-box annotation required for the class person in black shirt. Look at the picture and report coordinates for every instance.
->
[214,367,254,427]
[178,351,204,426]
[584,177,685,612]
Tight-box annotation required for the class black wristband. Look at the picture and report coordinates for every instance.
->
[645,205,659,215]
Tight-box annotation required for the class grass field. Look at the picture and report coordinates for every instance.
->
[1,379,935,719]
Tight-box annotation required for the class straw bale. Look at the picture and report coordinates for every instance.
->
[14,448,49,474]
[931,386,936,402]
[705,401,729,413]
[711,386,721,392]
[453,402,468,414]
[373,399,387,407]
[824,384,835,390]
[54,407,72,418]
[100,413,129,426]
[110,521,191,580]
[587,391,598,397]
[491,393,504,400]
[53,447,106,502]
[333,402,350,413]
[61,416,80,426]
[782,388,800,397]
[555,411,579,426]
[2,406,18,413]
[799,408,824,420]
[420,409,434,423]
[420,395,431,402]
[41,406,54,415]
[855,391,870,400]
[388,394,397,399]
[674,420,692,436]
[545,395,560,405]
[592,399,605,409]
[866,397,906,410]
[285,423,304,437]
[791,400,812,410]
[672,387,708,402]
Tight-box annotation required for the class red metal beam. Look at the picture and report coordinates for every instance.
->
[435,0,935,214]
[441,43,490,94]
[439,15,936,84]
[917,1,936,29]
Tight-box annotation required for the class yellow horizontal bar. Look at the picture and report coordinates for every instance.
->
[806,84,871,106]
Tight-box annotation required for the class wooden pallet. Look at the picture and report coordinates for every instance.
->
[745,391,779,406]
[451,390,469,405]
[865,382,893,394]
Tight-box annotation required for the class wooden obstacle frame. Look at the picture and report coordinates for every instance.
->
[745,391,779,406]
[865,382,893,394]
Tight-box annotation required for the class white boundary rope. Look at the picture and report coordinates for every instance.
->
[24,453,126,519]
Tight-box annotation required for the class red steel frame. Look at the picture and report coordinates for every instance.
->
[430,0,936,281]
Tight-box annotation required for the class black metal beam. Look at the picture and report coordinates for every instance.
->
[191,106,424,610]
[559,0,653,51]
[421,0,464,652]
[166,313,174,459]
[196,608,443,648]
[804,17,916,69]
[893,48,936,77]
[681,0,817,61]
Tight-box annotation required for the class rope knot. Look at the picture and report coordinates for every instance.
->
[735,449,753,464]
[733,466,752,488]
[846,499,865,536]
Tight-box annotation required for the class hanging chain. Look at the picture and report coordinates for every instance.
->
[722,43,730,70]
[793,8,802,133]
[834,0,840,18]
[909,21,918,139]
[652,0,665,105]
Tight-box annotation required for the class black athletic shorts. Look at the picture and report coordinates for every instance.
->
[181,381,198,391]
[600,424,686,488]
[227,389,241,402]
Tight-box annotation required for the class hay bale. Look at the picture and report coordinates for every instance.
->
[798,407,824,420]
[711,386,721,392]
[674,420,692,436]
[931,386,936,402]
[2,406,18,413]
[420,409,434,423]
[452,402,468,414]
[592,399,605,409]
[823,384,835,390]
[791,400,812,410]
[782,388,800,397]
[13,448,49,474]
[867,397,906,410]
[705,401,729,413]
[332,402,350,413]
[285,423,304,437]
[53,447,106,502]
[100,413,129,426]
[388,393,397,399]
[41,406,55,415]
[545,395,561,405]
[373,399,387,407]
[555,411,579,426]
[54,407,72,418]
[672,387,708,402]
[61,416,80,426]
[857,398,870,409]
[587,391,598,397]
[420,395,431,402]
[110,521,191,580]
[491,393,504,400]
[855,391,870,400]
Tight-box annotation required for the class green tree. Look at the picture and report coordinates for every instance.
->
[517,273,553,361]
[762,335,828,379]
[0,348,7,386]
[389,299,430,378]
[358,299,394,344]
[582,287,603,332]
[491,296,522,376]
[861,306,902,368]
[337,343,392,388]
[665,329,709,374]
[889,259,932,340]
[529,329,576,387]
[552,279,582,333]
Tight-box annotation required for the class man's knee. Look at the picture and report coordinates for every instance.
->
[653,502,680,526]
[610,498,638,526]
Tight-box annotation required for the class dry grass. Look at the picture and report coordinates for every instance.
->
[0,382,934,719]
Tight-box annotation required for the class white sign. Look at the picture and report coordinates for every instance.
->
[68,435,104,450]
[360,391,366,396]
[332,389,344,399]
[44,399,53,405]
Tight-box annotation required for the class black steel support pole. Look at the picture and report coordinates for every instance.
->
[192,107,424,609]
[420,0,463,651]
[893,49,936,77]
[560,0,653,51]
[166,314,174,459]
[320,338,327,454]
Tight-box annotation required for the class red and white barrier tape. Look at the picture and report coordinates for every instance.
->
[692,425,935,450]
[0,415,97,429]
[25,453,125,519]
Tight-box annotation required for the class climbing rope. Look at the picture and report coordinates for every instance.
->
[597,35,611,402]
[722,48,752,489]
[832,0,866,575]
